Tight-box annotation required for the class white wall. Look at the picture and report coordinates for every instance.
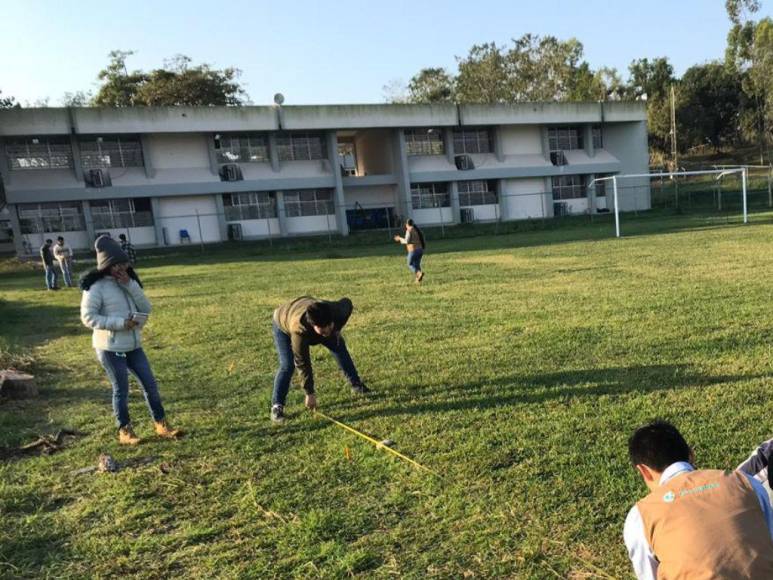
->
[286,215,337,235]
[148,134,210,170]
[413,207,454,226]
[501,178,547,220]
[93,226,156,247]
[22,230,90,252]
[229,218,281,239]
[157,195,221,245]
[559,198,590,215]
[500,125,543,156]
[603,121,651,211]
[344,185,397,209]
[354,129,394,175]
[461,204,499,222]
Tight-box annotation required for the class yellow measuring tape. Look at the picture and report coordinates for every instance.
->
[314,410,442,477]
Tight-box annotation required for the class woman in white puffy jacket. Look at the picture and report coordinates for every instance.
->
[80,235,182,445]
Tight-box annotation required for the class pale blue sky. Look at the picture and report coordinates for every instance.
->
[1,0,768,106]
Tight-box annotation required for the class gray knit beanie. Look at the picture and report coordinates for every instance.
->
[95,235,129,271]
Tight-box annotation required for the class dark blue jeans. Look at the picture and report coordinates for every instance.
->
[44,265,58,289]
[96,348,166,427]
[272,321,361,406]
[407,248,424,274]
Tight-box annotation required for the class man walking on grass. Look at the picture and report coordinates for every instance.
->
[53,236,75,287]
[270,296,369,423]
[39,238,59,291]
[119,233,136,265]
[624,421,773,579]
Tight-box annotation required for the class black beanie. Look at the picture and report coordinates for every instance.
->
[95,235,129,271]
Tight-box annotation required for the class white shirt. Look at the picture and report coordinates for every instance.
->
[623,461,773,580]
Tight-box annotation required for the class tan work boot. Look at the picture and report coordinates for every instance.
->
[118,424,141,445]
[154,419,183,439]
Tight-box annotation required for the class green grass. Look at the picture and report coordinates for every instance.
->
[1,212,772,578]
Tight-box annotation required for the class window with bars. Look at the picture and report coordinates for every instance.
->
[6,137,73,170]
[592,126,603,149]
[17,202,84,233]
[276,133,326,161]
[215,134,269,164]
[547,127,583,153]
[80,137,143,169]
[453,128,492,154]
[283,189,334,217]
[593,173,612,197]
[90,198,153,229]
[551,175,586,200]
[411,182,450,209]
[458,180,497,206]
[405,129,444,156]
[223,192,277,220]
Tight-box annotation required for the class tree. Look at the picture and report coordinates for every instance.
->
[0,90,20,109]
[406,68,455,103]
[382,79,409,103]
[92,50,247,107]
[624,58,675,154]
[61,91,93,107]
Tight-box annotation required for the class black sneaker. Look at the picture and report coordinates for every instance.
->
[351,382,371,395]
[270,404,286,423]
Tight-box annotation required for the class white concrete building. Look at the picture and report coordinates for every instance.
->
[0,102,649,255]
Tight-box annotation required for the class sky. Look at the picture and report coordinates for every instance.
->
[1,0,769,106]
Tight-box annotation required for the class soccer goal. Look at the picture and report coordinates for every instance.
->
[588,168,751,238]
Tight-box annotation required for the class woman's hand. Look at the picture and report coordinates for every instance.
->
[114,269,131,285]
[393,235,401,243]
[305,394,317,410]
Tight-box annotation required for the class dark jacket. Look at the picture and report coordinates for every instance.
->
[273,296,353,394]
[40,244,54,266]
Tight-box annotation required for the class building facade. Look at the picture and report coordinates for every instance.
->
[0,102,649,256]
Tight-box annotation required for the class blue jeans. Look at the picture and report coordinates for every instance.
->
[44,265,58,289]
[96,348,166,427]
[58,259,73,287]
[407,249,424,274]
[272,321,361,406]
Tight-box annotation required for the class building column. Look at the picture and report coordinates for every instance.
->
[584,125,595,158]
[140,135,155,178]
[0,138,11,187]
[70,135,84,182]
[587,173,596,214]
[275,191,288,237]
[496,180,507,221]
[268,134,280,173]
[207,134,219,176]
[449,181,460,224]
[82,200,95,242]
[492,127,504,162]
[444,128,455,165]
[213,194,228,242]
[326,130,348,236]
[392,128,412,221]
[8,204,25,256]
[543,177,554,218]
[151,197,165,246]
[541,127,551,162]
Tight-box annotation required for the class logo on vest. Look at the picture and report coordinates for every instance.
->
[663,491,676,503]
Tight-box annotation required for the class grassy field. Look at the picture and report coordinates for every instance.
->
[1,213,772,578]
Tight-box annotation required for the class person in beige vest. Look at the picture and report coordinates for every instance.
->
[624,421,773,579]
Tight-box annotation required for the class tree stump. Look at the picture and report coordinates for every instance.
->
[0,370,38,399]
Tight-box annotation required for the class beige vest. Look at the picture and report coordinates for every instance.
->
[637,469,773,579]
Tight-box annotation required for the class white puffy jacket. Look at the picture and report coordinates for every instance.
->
[80,277,152,352]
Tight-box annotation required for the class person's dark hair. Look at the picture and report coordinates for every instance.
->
[119,234,127,241]
[80,266,143,291]
[405,219,426,249]
[57,236,64,242]
[45,239,53,244]
[628,420,691,471]
[306,301,333,328]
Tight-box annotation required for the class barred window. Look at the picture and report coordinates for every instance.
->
[405,128,444,156]
[592,126,603,149]
[215,134,269,164]
[276,132,326,161]
[547,127,583,153]
[6,137,73,170]
[80,137,143,169]
[283,189,334,217]
[90,198,153,229]
[17,202,84,233]
[594,173,612,197]
[458,180,497,206]
[453,128,491,154]
[552,175,586,200]
[223,192,276,220]
[411,182,449,209]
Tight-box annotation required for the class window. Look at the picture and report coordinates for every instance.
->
[6,137,73,170]
[215,134,269,164]
[593,173,612,198]
[80,137,143,169]
[592,126,603,149]
[223,192,276,220]
[453,128,491,154]
[548,127,583,153]
[17,202,84,233]
[405,129,444,156]
[551,175,586,200]
[90,198,153,228]
[276,133,326,161]
[458,180,497,206]
[411,182,449,209]
[283,189,334,217]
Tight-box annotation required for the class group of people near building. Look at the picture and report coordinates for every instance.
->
[65,217,771,576]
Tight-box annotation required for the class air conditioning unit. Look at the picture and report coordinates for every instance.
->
[455,154,475,171]
[86,168,111,188]
[227,223,243,241]
[219,163,243,182]
[460,207,475,224]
